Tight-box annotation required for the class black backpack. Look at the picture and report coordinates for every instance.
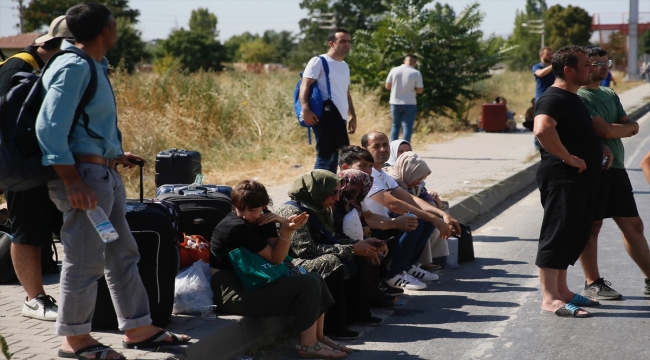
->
[0,46,100,192]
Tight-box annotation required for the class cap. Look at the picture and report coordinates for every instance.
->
[34,15,73,45]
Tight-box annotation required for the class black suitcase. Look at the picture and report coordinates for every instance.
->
[155,148,201,187]
[457,224,475,263]
[92,160,181,330]
[156,189,231,240]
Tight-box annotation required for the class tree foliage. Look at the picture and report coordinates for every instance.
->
[239,39,275,63]
[506,0,547,71]
[157,8,225,72]
[22,0,139,32]
[224,32,259,62]
[350,0,508,125]
[638,30,650,55]
[106,17,149,73]
[544,5,592,50]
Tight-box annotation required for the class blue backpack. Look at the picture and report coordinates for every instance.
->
[0,47,99,192]
[293,56,331,144]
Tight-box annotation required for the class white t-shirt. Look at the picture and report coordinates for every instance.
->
[361,167,399,218]
[302,55,350,120]
[385,64,423,105]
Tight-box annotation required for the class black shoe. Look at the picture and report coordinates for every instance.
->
[581,278,622,300]
[644,279,650,295]
[325,328,360,340]
[377,280,403,295]
[369,298,395,308]
[353,316,383,327]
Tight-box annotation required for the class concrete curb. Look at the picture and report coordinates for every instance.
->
[628,100,650,121]
[449,161,540,224]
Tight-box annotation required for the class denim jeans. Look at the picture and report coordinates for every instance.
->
[390,104,417,142]
[385,220,435,278]
[312,120,346,173]
[48,163,152,335]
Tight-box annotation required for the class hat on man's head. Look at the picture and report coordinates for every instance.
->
[34,15,73,45]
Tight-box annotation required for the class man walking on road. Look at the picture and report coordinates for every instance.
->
[533,45,612,318]
[576,47,649,300]
[36,4,189,358]
[386,54,423,142]
[299,28,356,173]
[0,15,73,322]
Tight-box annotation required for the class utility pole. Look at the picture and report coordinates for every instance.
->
[626,0,640,80]
[311,12,336,30]
[14,0,26,33]
[522,19,545,49]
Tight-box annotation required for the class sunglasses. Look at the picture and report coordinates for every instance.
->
[330,187,343,197]
[591,60,612,68]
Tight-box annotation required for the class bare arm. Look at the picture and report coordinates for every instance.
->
[347,88,357,134]
[416,87,423,94]
[591,116,638,139]
[534,65,553,78]
[257,212,309,264]
[52,165,97,210]
[363,211,418,231]
[413,196,461,235]
[385,83,392,90]
[533,114,586,172]
[641,151,650,185]
[299,77,319,125]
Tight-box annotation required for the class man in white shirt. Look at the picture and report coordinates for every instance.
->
[360,132,461,290]
[386,54,423,142]
[299,28,357,173]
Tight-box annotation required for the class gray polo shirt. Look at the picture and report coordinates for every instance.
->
[386,64,423,105]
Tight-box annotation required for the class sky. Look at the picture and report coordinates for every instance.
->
[0,0,649,43]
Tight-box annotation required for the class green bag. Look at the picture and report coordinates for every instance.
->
[228,247,291,291]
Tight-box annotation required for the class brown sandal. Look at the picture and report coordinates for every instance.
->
[319,336,359,353]
[295,342,348,359]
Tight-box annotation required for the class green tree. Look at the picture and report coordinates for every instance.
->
[506,0,547,71]
[639,30,650,55]
[351,0,508,126]
[189,7,218,38]
[106,17,149,73]
[239,39,275,63]
[544,5,592,51]
[22,0,139,32]
[262,30,297,63]
[158,29,225,72]
[224,32,259,62]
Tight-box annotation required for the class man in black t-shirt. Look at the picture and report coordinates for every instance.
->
[533,45,613,318]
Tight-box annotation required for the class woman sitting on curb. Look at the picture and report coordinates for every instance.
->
[209,179,349,359]
[276,170,386,341]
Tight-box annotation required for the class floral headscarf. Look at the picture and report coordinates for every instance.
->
[333,169,373,238]
[386,139,412,166]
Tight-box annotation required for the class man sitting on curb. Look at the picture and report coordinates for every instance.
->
[359,133,460,290]
[0,15,73,321]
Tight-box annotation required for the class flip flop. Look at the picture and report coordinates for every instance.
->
[569,293,600,307]
[122,330,190,349]
[320,336,360,353]
[58,344,125,359]
[540,303,592,318]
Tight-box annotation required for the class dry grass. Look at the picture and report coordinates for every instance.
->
[609,70,645,93]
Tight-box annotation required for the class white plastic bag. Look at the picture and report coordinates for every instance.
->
[173,260,214,315]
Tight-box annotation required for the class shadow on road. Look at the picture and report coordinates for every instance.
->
[473,235,537,243]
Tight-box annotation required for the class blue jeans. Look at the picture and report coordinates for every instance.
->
[387,220,435,277]
[390,104,417,142]
[312,120,346,173]
[48,164,152,335]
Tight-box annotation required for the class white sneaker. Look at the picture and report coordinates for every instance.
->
[407,264,439,282]
[22,294,58,321]
[386,272,426,290]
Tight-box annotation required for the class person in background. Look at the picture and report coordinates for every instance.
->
[600,71,616,87]
[386,54,424,142]
[495,96,516,132]
[533,47,555,149]
[210,179,349,359]
[523,98,535,131]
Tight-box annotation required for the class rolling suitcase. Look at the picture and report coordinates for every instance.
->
[92,160,181,330]
[156,187,232,240]
[480,103,507,132]
[155,148,201,187]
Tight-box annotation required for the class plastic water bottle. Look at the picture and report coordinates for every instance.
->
[87,207,119,243]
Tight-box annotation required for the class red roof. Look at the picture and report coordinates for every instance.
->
[0,32,43,48]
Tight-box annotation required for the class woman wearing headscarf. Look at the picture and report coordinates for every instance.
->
[386,139,413,167]
[332,169,394,308]
[276,170,385,341]
[384,151,450,271]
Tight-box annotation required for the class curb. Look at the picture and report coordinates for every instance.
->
[449,161,540,224]
[628,100,650,122]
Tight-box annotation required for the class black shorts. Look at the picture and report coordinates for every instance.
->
[536,179,597,269]
[6,184,63,246]
[594,168,639,220]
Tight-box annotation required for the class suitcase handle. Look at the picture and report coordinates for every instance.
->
[128,159,145,203]
[177,186,208,196]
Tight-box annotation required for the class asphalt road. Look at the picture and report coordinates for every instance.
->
[335,112,650,360]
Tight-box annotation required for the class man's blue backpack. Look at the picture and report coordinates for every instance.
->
[293,56,331,144]
[0,47,98,192]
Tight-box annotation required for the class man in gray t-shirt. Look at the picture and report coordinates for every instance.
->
[385,54,423,142]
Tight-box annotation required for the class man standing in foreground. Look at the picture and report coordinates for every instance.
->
[0,15,73,321]
[299,28,356,173]
[576,47,649,300]
[533,45,612,318]
[36,3,188,358]
[386,54,423,142]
